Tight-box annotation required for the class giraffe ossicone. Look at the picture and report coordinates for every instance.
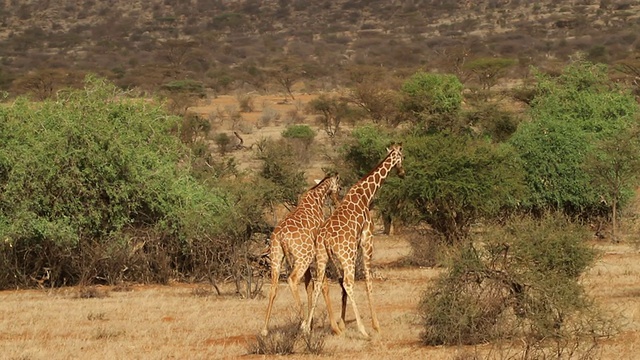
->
[261,172,341,337]
[302,142,405,338]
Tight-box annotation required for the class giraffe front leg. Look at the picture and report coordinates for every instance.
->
[342,269,369,338]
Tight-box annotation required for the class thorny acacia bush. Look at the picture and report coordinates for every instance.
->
[419,215,614,356]
[0,76,256,289]
[281,124,317,164]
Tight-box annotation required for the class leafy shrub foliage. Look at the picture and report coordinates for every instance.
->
[388,133,526,242]
[400,71,464,132]
[282,124,317,163]
[0,76,240,288]
[255,138,307,206]
[509,61,639,218]
[339,125,393,183]
[420,215,609,354]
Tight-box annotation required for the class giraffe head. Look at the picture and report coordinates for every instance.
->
[327,171,341,206]
[387,142,405,178]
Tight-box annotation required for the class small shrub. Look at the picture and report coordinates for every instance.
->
[282,125,316,164]
[213,132,232,155]
[284,108,306,125]
[236,92,255,112]
[87,312,107,321]
[249,318,325,355]
[419,215,611,352]
[258,107,281,128]
[404,230,442,267]
[281,124,316,144]
[92,327,124,340]
[249,321,301,355]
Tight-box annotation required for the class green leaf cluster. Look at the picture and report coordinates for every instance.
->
[509,61,640,215]
[0,76,232,248]
[400,71,463,116]
[392,134,525,241]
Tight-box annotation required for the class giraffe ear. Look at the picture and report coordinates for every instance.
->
[314,179,321,184]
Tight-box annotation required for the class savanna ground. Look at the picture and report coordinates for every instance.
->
[1,94,640,359]
[1,234,639,359]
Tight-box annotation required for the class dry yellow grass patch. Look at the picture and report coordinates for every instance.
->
[1,235,639,359]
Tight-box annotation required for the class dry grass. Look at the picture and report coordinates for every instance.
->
[0,234,639,359]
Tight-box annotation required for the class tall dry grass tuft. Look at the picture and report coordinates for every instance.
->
[248,315,326,355]
[249,321,301,355]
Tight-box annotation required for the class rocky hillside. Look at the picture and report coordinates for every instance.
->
[1,0,639,96]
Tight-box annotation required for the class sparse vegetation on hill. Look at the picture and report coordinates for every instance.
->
[2,0,640,97]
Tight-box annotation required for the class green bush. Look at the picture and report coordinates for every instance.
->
[282,124,316,142]
[400,71,463,132]
[420,215,608,351]
[281,124,316,163]
[388,133,525,242]
[256,138,307,206]
[339,125,393,182]
[509,61,639,218]
[0,76,236,288]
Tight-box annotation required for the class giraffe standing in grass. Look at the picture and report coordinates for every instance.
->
[302,143,405,338]
[262,172,341,336]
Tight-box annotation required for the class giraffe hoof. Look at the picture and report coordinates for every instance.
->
[260,329,269,337]
[300,322,311,334]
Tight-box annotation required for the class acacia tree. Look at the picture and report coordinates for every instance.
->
[12,69,85,100]
[509,61,639,219]
[584,126,640,241]
[268,57,305,100]
[307,94,359,139]
[464,57,516,101]
[346,65,405,127]
[342,125,525,241]
[388,134,525,243]
[400,71,464,133]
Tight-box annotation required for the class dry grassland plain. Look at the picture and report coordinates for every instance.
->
[1,235,639,359]
[1,95,640,359]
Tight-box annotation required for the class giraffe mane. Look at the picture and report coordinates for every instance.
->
[308,172,335,191]
[358,144,400,181]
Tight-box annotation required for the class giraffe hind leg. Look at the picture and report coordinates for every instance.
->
[262,245,284,336]
[339,277,347,331]
[362,213,380,333]
[362,238,380,333]
[303,249,341,335]
[287,261,311,319]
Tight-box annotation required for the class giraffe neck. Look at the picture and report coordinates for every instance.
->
[300,177,333,208]
[348,154,396,208]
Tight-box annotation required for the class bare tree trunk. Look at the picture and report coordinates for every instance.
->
[612,199,618,242]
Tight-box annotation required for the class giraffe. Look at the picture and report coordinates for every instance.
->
[302,143,404,338]
[261,172,341,336]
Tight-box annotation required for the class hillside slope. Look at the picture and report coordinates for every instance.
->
[1,0,639,95]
